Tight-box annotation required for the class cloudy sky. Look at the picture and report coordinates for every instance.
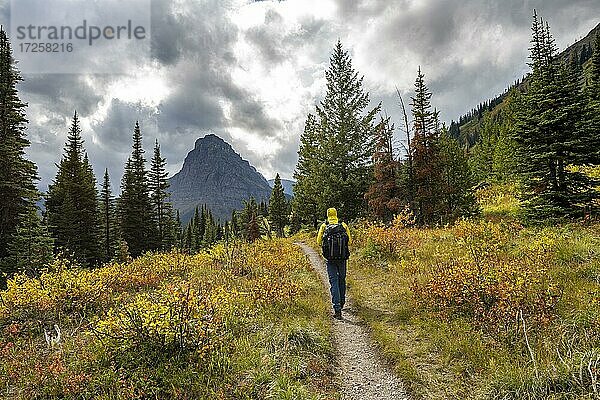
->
[0,0,598,193]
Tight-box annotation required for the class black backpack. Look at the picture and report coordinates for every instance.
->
[322,223,350,261]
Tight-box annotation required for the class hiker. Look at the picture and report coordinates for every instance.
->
[317,208,351,320]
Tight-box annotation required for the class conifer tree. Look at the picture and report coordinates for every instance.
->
[584,34,600,166]
[118,122,156,257]
[99,169,117,262]
[46,112,102,265]
[293,41,380,223]
[174,209,183,248]
[184,223,193,253]
[203,209,217,244]
[293,114,323,227]
[515,12,600,221]
[268,174,288,237]
[192,206,204,251]
[149,140,174,251]
[365,117,401,221]
[230,210,240,237]
[0,27,40,265]
[241,197,260,242]
[410,68,445,224]
[439,130,478,220]
[5,205,53,277]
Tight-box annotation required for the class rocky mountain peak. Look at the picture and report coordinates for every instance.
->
[169,134,272,222]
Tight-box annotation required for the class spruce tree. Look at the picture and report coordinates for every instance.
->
[118,122,157,257]
[410,68,445,225]
[293,41,380,223]
[241,197,260,242]
[439,130,478,220]
[584,34,600,168]
[515,13,600,221]
[268,174,288,237]
[293,114,324,227]
[46,112,102,265]
[192,206,204,251]
[5,205,53,278]
[174,209,183,248]
[0,27,39,265]
[149,140,174,251]
[99,169,117,262]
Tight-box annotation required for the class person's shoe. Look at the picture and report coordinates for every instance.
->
[334,309,342,320]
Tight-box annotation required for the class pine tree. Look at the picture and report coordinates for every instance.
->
[0,27,39,266]
[365,117,401,221]
[149,140,174,251]
[241,197,260,242]
[584,34,600,168]
[410,68,445,225]
[293,114,323,227]
[118,122,157,257]
[202,209,217,245]
[99,169,117,262]
[268,174,288,237]
[293,41,381,223]
[174,209,183,248]
[184,223,193,253]
[192,206,204,251]
[5,205,53,278]
[46,112,102,265]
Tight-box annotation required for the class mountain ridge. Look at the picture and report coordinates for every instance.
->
[169,134,272,223]
[453,22,600,144]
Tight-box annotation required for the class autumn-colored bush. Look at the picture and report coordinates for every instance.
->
[0,239,335,399]
[0,251,194,321]
[412,256,561,332]
[415,220,560,332]
[92,284,233,357]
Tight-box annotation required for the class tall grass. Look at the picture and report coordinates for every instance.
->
[0,240,338,399]
[344,209,600,399]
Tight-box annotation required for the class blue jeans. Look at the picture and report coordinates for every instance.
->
[326,259,347,311]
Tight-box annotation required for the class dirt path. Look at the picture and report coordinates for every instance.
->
[296,242,408,400]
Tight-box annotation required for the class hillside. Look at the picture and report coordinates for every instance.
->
[453,22,600,145]
[169,134,272,222]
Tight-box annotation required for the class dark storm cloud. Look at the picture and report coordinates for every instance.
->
[244,7,333,65]
[21,75,102,116]
[333,0,600,121]
[93,99,159,153]
[2,0,600,188]
[150,0,282,148]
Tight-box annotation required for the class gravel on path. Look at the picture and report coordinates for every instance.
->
[296,242,408,400]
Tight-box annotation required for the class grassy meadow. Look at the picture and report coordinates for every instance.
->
[339,184,600,399]
[301,183,600,399]
[0,240,338,399]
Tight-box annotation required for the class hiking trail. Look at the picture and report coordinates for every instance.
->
[296,242,408,400]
